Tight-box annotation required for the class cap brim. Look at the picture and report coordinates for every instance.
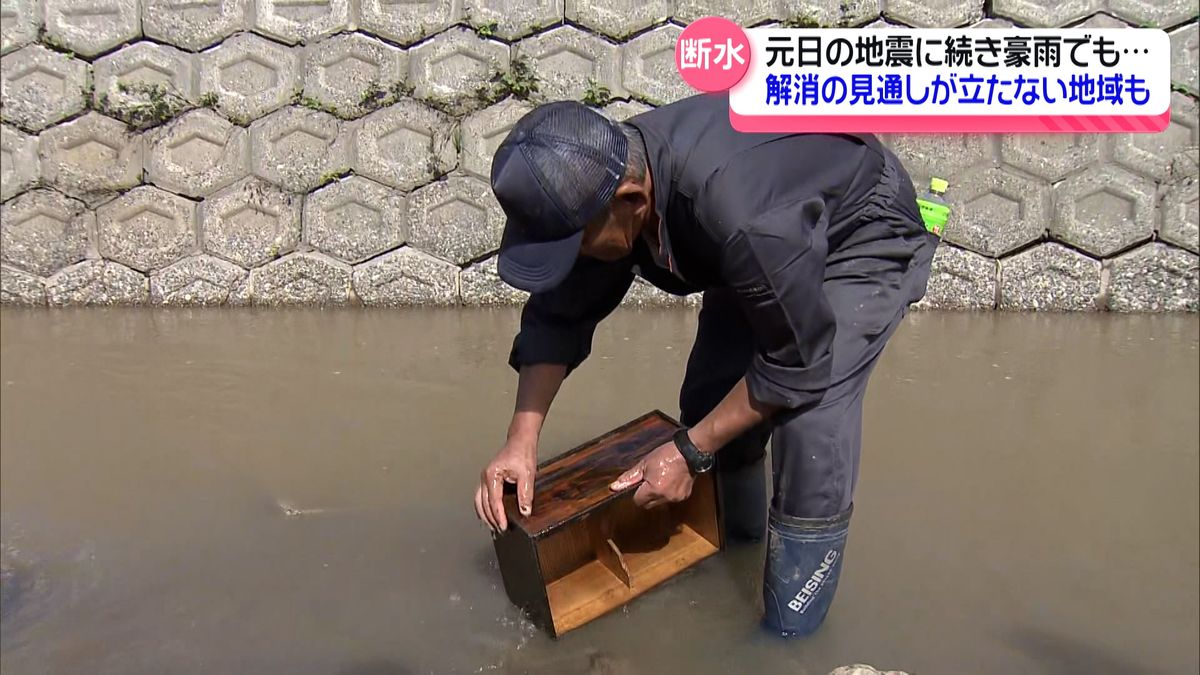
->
[497,225,584,294]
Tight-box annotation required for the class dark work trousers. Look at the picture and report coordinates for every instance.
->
[678,168,937,520]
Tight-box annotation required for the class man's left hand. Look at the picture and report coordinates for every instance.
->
[609,440,694,509]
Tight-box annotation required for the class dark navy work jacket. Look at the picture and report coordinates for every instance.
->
[506,92,924,411]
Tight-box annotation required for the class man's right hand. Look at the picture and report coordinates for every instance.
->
[475,435,537,534]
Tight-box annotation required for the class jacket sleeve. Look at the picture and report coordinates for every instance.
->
[508,256,636,376]
[715,195,838,411]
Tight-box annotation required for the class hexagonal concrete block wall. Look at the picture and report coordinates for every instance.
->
[459,98,533,179]
[143,0,249,51]
[0,0,41,55]
[992,0,1102,27]
[1107,243,1199,313]
[200,176,302,268]
[197,33,302,123]
[38,112,144,202]
[516,26,625,103]
[302,33,407,119]
[43,0,140,58]
[358,0,462,47]
[882,0,985,27]
[47,260,149,306]
[249,105,354,192]
[408,27,509,114]
[352,246,459,307]
[564,0,671,40]
[465,0,561,42]
[145,108,250,198]
[0,188,92,277]
[407,175,504,265]
[150,254,248,305]
[354,99,456,191]
[999,244,1102,312]
[247,251,353,305]
[304,176,408,264]
[253,0,351,45]
[1,124,40,201]
[1051,167,1156,258]
[1,45,89,132]
[944,166,1049,257]
[96,186,199,272]
[622,24,691,106]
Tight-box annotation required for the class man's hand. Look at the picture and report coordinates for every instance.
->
[475,436,536,534]
[609,440,694,509]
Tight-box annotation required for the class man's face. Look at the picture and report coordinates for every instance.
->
[577,175,653,263]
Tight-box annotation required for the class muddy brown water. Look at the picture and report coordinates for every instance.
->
[1,307,1197,675]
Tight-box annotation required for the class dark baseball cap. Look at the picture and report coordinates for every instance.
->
[490,101,628,293]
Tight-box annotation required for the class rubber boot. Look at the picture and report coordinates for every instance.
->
[716,459,767,543]
[761,504,853,638]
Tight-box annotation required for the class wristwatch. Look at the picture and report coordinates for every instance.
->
[672,428,715,476]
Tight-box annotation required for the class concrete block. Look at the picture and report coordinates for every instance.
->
[1107,243,1198,312]
[1051,166,1155,258]
[992,0,1101,27]
[93,42,194,128]
[253,0,351,45]
[150,253,247,305]
[515,26,624,102]
[778,0,880,28]
[599,99,652,121]
[407,175,504,265]
[883,0,982,27]
[674,0,775,26]
[38,112,143,203]
[0,188,91,276]
[564,0,669,40]
[0,45,89,132]
[1161,174,1199,254]
[459,255,528,306]
[46,259,148,306]
[145,108,250,198]
[143,0,248,51]
[354,99,456,191]
[303,33,407,119]
[945,166,1049,257]
[96,185,198,272]
[1108,0,1197,29]
[247,251,353,305]
[622,24,691,106]
[466,0,561,41]
[1170,23,1198,94]
[1,124,39,201]
[889,134,994,188]
[1075,12,1132,28]
[352,246,458,306]
[460,98,532,179]
[621,276,686,307]
[408,27,509,113]
[1112,93,1199,182]
[303,175,407,263]
[43,0,140,58]
[1,265,46,305]
[1,0,40,55]
[249,105,353,192]
[200,176,302,267]
[197,33,301,124]
[914,244,997,310]
[999,133,1100,183]
[359,0,462,47]
[999,243,1101,312]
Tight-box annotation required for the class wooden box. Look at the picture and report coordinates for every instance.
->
[492,410,724,637]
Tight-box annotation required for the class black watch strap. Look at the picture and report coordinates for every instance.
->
[673,427,715,475]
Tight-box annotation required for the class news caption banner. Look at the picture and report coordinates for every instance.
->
[674,16,1172,134]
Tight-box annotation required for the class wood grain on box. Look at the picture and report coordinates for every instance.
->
[492,410,724,637]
